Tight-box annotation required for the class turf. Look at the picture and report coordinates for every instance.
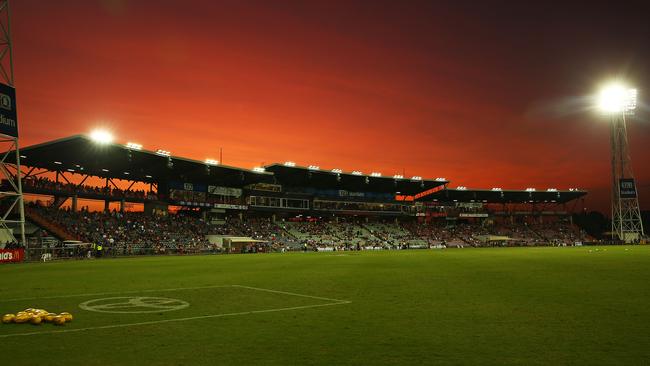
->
[1,246,650,365]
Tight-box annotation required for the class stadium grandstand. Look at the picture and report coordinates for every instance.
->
[1,133,589,260]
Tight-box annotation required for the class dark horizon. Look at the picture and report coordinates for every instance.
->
[11,0,650,214]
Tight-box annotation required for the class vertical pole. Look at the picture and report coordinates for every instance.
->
[15,140,24,246]
[5,0,13,86]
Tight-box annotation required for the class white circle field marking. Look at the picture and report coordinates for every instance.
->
[79,296,190,314]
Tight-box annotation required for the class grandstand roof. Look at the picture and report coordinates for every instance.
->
[264,164,447,196]
[417,188,587,204]
[16,135,274,186]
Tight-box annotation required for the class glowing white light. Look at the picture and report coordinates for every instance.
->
[370,172,382,177]
[308,165,320,170]
[54,161,62,165]
[351,171,363,175]
[393,174,404,179]
[124,172,130,175]
[89,129,114,144]
[205,159,219,165]
[597,83,637,113]
[411,176,422,181]
[145,175,153,178]
[284,161,296,167]
[546,188,558,192]
[435,177,446,181]
[101,168,109,172]
[457,186,467,190]
[126,142,142,150]
[491,187,502,191]
[252,167,265,173]
[331,168,343,173]
[156,149,171,156]
[525,188,536,192]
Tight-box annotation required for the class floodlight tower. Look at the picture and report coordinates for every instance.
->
[0,0,25,248]
[597,83,644,242]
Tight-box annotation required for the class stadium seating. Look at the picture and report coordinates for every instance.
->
[22,203,590,257]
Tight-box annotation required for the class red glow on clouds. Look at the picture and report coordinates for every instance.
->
[11,1,650,213]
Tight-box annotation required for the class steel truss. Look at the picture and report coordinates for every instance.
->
[0,0,24,248]
[610,113,644,242]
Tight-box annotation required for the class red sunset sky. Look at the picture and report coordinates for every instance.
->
[10,0,650,213]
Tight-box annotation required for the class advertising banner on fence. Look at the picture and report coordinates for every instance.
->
[0,248,24,263]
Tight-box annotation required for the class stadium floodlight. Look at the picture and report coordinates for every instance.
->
[370,172,382,177]
[411,176,422,181]
[205,159,219,165]
[155,149,171,157]
[284,161,296,167]
[351,170,363,175]
[54,161,62,165]
[101,168,109,172]
[89,129,114,144]
[126,142,142,150]
[145,175,153,178]
[546,188,558,192]
[66,168,75,172]
[597,83,637,114]
[252,166,265,173]
[525,188,536,192]
[457,186,467,190]
[393,174,404,179]
[597,81,644,241]
[491,187,502,191]
[123,172,130,175]
[331,168,343,173]
[435,177,446,181]
[308,165,320,170]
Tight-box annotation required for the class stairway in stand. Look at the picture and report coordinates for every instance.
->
[24,207,81,242]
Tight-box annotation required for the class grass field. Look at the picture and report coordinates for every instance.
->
[1,246,650,365]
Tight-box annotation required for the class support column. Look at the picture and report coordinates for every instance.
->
[71,195,78,212]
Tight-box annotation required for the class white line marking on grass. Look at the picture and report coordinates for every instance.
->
[0,285,233,303]
[0,301,350,338]
[232,285,349,303]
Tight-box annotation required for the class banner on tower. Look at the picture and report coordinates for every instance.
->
[619,179,637,198]
[0,82,17,137]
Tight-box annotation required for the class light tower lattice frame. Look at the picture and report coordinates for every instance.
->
[0,0,25,248]
[609,112,644,242]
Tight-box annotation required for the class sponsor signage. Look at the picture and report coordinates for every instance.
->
[0,83,17,137]
[456,202,483,209]
[178,201,248,210]
[246,183,282,192]
[0,248,24,263]
[338,190,365,198]
[619,179,637,198]
[458,213,489,218]
[208,185,242,197]
[214,203,247,210]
